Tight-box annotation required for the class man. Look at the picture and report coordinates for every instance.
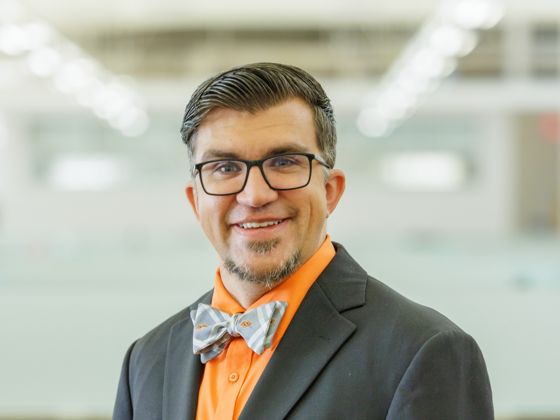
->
[113,63,493,420]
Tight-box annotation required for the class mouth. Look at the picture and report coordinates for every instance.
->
[231,217,291,236]
[236,219,286,229]
[230,217,291,251]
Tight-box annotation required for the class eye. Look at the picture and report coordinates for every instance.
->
[267,155,302,168]
[205,160,243,175]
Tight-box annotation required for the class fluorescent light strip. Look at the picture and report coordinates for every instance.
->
[378,151,467,191]
[48,155,125,191]
[358,0,504,138]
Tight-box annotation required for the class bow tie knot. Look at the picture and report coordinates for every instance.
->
[191,301,287,363]
[226,313,243,337]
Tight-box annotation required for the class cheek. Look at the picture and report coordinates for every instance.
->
[308,185,328,213]
[201,197,232,234]
[295,190,328,228]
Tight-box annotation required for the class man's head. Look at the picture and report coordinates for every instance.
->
[180,62,337,170]
[182,63,345,289]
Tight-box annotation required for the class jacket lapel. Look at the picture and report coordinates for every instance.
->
[239,244,367,420]
[163,294,211,420]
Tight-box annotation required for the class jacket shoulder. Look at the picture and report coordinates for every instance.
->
[316,244,492,414]
[324,242,469,357]
[365,274,463,336]
[328,242,463,337]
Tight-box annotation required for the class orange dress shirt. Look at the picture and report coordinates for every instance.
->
[195,236,336,420]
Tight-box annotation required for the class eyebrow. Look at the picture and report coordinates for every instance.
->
[198,143,310,162]
[199,149,241,161]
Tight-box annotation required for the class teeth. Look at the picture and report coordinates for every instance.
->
[239,220,282,229]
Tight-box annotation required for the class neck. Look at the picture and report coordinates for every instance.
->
[219,266,280,309]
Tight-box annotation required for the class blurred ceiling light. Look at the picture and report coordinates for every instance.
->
[380,90,415,115]
[48,155,125,191]
[0,21,53,55]
[20,21,54,49]
[394,71,434,95]
[447,0,505,29]
[378,152,467,191]
[97,95,130,120]
[110,108,150,133]
[429,25,477,57]
[121,116,150,138]
[91,82,136,119]
[0,3,149,137]
[0,24,28,55]
[53,59,97,94]
[27,46,61,77]
[409,49,449,79]
[75,80,104,107]
[357,110,392,138]
[358,0,504,139]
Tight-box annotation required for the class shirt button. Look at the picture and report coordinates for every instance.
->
[228,372,239,383]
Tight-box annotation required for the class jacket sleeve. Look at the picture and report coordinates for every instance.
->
[386,330,494,420]
[113,341,136,420]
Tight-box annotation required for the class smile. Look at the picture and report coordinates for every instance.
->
[237,220,284,229]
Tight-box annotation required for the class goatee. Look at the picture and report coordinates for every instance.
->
[223,240,302,289]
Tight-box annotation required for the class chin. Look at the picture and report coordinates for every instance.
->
[224,247,302,286]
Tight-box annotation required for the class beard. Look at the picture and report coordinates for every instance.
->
[223,239,302,289]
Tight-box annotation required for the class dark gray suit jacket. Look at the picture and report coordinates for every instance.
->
[113,243,493,419]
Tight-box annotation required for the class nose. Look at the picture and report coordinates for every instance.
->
[236,166,278,207]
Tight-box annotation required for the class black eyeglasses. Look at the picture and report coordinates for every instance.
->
[193,152,332,196]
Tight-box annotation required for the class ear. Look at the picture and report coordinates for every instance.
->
[324,169,346,215]
[185,181,200,220]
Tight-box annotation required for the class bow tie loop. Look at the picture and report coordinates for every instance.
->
[191,301,287,363]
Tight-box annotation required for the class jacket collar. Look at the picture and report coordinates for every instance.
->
[315,242,367,312]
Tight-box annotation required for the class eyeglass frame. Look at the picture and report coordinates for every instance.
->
[192,152,332,196]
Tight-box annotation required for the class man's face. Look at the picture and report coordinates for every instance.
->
[186,97,345,285]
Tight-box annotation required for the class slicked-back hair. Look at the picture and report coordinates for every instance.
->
[180,63,337,171]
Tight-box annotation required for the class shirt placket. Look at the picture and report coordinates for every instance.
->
[215,337,254,419]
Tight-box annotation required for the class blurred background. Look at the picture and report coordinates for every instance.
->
[0,0,559,418]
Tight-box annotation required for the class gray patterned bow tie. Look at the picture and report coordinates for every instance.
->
[190,301,288,363]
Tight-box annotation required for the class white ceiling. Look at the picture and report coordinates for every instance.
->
[18,0,560,33]
[2,0,558,117]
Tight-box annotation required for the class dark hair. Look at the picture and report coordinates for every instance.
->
[180,62,336,169]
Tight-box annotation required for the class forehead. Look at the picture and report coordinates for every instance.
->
[193,98,318,160]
